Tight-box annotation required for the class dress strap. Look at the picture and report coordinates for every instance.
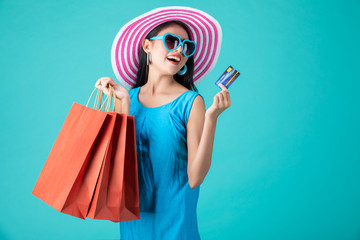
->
[171,90,204,125]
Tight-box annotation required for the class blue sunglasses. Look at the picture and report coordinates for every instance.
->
[149,33,197,57]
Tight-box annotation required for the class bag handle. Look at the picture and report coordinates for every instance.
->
[105,86,116,112]
[85,85,116,112]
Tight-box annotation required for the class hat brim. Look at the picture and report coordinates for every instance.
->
[111,6,222,89]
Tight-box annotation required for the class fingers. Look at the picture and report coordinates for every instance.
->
[95,77,116,96]
[220,84,231,106]
[102,77,111,88]
[218,83,228,91]
[215,84,231,108]
[213,94,219,107]
[217,91,225,106]
[95,77,115,87]
[95,79,102,88]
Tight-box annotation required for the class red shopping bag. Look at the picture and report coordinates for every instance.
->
[122,115,140,221]
[64,112,116,219]
[31,102,109,219]
[32,86,140,222]
[87,113,140,222]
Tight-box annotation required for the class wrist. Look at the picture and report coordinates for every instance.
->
[115,94,130,101]
[113,96,130,115]
[122,96,130,102]
[205,111,218,123]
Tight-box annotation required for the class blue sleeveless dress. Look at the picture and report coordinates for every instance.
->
[120,86,203,240]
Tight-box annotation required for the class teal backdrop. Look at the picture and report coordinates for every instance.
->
[1,0,359,239]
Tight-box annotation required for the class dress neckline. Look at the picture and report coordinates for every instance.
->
[136,87,191,109]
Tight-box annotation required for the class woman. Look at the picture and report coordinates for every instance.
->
[95,7,231,240]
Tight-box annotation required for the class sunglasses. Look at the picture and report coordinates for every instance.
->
[149,33,197,57]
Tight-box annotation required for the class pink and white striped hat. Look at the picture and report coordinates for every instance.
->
[111,6,222,89]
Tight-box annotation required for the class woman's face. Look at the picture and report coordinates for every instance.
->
[145,24,190,76]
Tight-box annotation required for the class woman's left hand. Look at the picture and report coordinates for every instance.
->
[205,83,231,119]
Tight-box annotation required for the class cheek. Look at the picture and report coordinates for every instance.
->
[152,52,167,65]
[152,47,167,61]
[154,41,167,54]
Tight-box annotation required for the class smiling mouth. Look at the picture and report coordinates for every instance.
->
[167,55,181,65]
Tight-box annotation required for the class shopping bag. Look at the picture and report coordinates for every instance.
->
[32,88,115,219]
[62,112,116,219]
[122,115,140,221]
[87,108,140,222]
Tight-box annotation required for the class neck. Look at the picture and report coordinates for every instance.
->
[143,67,177,95]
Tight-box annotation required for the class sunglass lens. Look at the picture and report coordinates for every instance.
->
[164,35,179,50]
[184,42,195,56]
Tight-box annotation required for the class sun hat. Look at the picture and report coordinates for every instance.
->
[111,6,222,89]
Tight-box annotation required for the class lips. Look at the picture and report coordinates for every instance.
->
[167,54,181,65]
[167,59,179,65]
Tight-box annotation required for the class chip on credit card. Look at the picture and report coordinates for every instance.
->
[215,66,240,89]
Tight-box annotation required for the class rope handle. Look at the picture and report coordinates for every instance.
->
[85,85,116,112]
[105,85,116,112]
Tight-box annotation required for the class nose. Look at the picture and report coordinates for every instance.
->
[174,44,184,56]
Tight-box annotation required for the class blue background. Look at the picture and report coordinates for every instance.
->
[1,0,359,239]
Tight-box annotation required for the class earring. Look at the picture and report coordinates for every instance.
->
[146,52,149,66]
[177,64,187,75]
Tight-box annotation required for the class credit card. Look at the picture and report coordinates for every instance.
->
[215,66,240,89]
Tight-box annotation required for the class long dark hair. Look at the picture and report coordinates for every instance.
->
[134,21,198,92]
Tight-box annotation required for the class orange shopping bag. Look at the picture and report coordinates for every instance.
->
[87,92,140,222]
[122,115,140,221]
[32,88,117,219]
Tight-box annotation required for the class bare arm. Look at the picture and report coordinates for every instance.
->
[114,97,130,115]
[187,84,231,189]
[187,96,215,188]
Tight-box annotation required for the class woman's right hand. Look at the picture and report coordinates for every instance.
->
[95,77,129,101]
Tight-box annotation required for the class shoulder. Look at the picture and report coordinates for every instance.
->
[178,90,204,113]
[192,94,205,108]
[128,86,139,100]
[180,90,205,126]
[188,94,205,117]
[186,91,205,108]
[186,94,205,134]
[128,86,139,94]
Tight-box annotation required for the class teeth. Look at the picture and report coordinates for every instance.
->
[167,56,180,62]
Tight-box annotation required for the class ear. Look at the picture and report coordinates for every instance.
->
[142,39,151,53]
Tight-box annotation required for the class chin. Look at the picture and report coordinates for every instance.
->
[162,68,179,76]
[153,63,180,76]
